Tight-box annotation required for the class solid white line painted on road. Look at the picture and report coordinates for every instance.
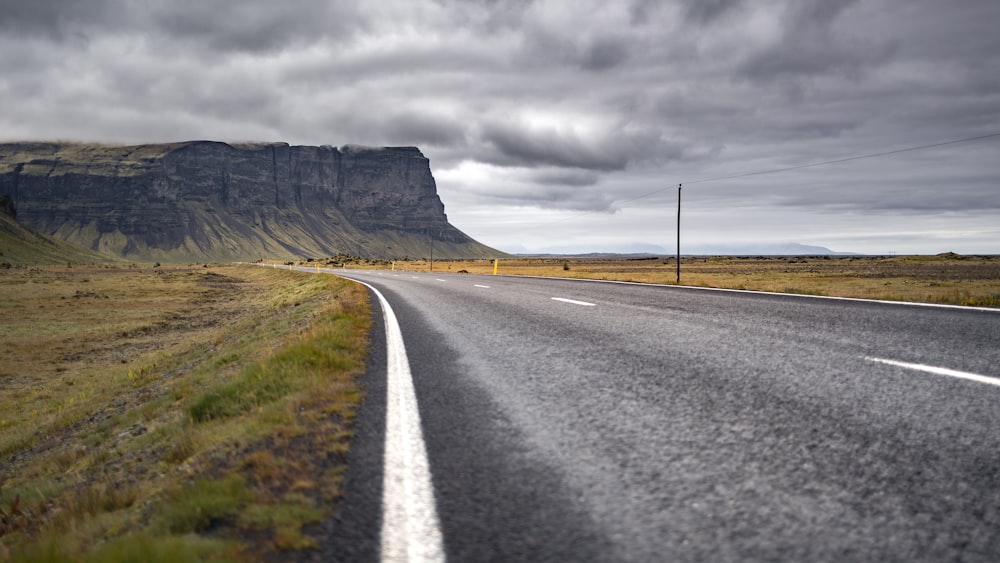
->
[551,297,596,307]
[346,280,445,563]
[474,284,491,289]
[865,357,1000,387]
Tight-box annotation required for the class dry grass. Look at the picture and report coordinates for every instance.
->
[339,254,1000,308]
[0,264,369,561]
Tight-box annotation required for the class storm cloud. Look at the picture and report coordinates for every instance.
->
[1,0,997,253]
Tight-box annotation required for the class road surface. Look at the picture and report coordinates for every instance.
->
[296,266,1000,562]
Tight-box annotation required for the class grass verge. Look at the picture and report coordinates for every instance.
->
[0,264,369,561]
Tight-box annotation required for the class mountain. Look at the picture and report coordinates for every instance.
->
[0,141,501,262]
[681,242,856,256]
[513,241,854,256]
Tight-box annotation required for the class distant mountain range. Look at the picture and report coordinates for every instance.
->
[506,242,859,257]
[0,141,501,262]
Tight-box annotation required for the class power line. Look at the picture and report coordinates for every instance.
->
[595,131,1000,212]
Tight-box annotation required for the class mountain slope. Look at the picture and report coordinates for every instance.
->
[0,141,501,262]
[0,196,118,265]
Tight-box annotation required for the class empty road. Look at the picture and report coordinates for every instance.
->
[298,266,1000,562]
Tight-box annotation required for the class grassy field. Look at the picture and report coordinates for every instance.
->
[6,252,991,559]
[1,264,369,561]
[307,253,1000,308]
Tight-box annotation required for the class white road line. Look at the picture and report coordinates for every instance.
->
[346,279,445,563]
[551,297,596,307]
[865,357,1000,387]
[474,284,491,289]
[435,278,447,282]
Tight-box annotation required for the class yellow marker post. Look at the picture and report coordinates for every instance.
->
[317,265,321,274]
[493,259,498,275]
[392,261,396,271]
[289,264,292,271]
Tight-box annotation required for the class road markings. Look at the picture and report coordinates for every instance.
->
[474,284,491,289]
[346,280,445,563]
[865,357,1000,387]
[435,278,447,282]
[551,297,596,307]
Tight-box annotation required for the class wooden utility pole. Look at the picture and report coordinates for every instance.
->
[676,184,682,285]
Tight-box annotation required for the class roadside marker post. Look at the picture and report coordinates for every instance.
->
[493,259,498,275]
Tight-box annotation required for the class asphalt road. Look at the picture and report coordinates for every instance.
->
[305,266,1000,562]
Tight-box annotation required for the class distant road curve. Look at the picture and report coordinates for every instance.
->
[288,265,1000,562]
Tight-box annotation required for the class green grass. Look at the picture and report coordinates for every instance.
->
[155,475,253,534]
[1,266,370,561]
[0,212,117,266]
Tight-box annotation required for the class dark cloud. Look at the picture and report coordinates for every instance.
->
[680,0,743,24]
[367,113,468,148]
[145,0,364,54]
[0,0,363,52]
[472,181,618,212]
[480,121,630,171]
[0,0,118,39]
[532,170,600,187]
[1,0,997,252]
[581,37,629,71]
[738,0,897,83]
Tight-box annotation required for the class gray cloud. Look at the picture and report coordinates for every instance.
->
[0,0,119,39]
[145,0,365,54]
[738,0,898,83]
[532,170,600,187]
[680,0,743,24]
[581,37,630,71]
[1,0,998,253]
[480,121,630,171]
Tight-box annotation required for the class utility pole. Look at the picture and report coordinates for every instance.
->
[676,184,682,285]
[429,229,434,272]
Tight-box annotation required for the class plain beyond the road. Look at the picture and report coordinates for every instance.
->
[316,267,1000,562]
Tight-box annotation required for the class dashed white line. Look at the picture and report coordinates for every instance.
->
[865,357,1000,387]
[435,278,447,282]
[474,284,491,289]
[551,297,596,307]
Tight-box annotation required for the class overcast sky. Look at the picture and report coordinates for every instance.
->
[1,0,998,254]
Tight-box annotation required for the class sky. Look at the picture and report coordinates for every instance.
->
[1,0,998,255]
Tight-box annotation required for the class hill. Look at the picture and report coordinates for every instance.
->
[0,195,118,265]
[0,141,501,262]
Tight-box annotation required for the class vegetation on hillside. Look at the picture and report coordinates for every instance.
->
[0,198,117,266]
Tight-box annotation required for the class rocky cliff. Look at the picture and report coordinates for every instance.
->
[0,141,498,261]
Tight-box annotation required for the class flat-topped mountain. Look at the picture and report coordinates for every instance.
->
[0,141,499,262]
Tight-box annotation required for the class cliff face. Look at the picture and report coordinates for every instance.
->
[0,141,497,261]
